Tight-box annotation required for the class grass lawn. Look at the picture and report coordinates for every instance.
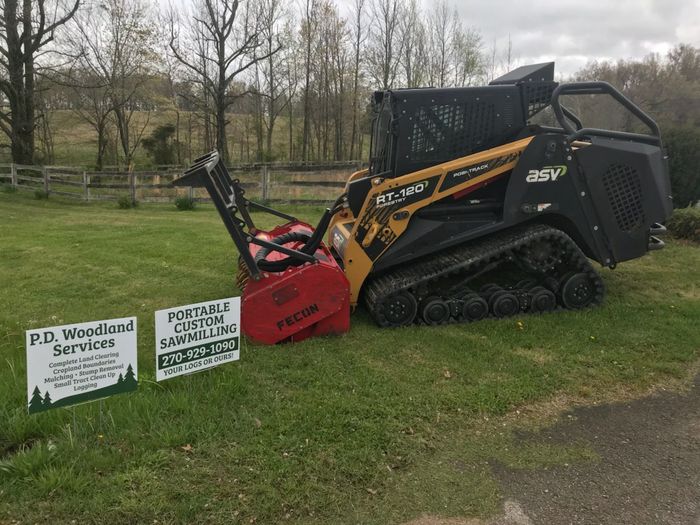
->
[0,192,698,524]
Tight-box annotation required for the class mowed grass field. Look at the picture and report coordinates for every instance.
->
[0,192,699,524]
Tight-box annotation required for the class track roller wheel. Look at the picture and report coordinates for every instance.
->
[480,283,500,294]
[515,279,537,290]
[462,294,488,321]
[560,272,596,309]
[489,290,520,318]
[420,297,451,325]
[529,286,557,313]
[380,291,418,327]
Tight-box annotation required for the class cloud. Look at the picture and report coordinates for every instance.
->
[447,0,700,75]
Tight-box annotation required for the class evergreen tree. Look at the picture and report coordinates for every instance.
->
[117,373,124,384]
[43,391,52,408]
[123,364,137,387]
[665,127,700,207]
[29,386,45,413]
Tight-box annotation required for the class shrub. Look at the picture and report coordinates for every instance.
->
[174,196,196,211]
[666,207,700,242]
[34,190,49,200]
[665,127,700,208]
[141,124,178,165]
[117,195,137,209]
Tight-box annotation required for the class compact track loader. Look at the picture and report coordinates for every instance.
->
[174,63,672,344]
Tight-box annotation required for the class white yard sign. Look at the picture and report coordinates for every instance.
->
[155,297,240,381]
[26,317,138,414]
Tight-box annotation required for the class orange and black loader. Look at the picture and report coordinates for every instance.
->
[173,63,672,344]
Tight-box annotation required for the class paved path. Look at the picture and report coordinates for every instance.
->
[491,374,700,525]
[406,375,699,525]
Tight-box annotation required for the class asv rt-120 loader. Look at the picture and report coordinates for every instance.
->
[173,63,672,344]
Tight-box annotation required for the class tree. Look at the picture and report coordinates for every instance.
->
[665,127,700,207]
[281,17,300,160]
[0,0,80,163]
[42,390,52,407]
[425,0,457,88]
[168,0,281,163]
[254,0,288,160]
[65,0,157,170]
[29,385,44,412]
[299,0,317,161]
[398,0,426,88]
[64,70,113,169]
[349,0,366,159]
[123,363,137,387]
[366,0,404,90]
[141,124,178,165]
[452,25,483,87]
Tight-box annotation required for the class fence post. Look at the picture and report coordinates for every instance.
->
[188,185,194,202]
[82,171,88,201]
[10,163,17,188]
[129,172,136,205]
[42,166,49,195]
[260,165,269,202]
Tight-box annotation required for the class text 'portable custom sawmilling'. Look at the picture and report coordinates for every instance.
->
[174,62,672,345]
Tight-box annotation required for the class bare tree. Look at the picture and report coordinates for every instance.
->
[324,1,349,160]
[452,24,483,86]
[168,0,280,163]
[65,0,156,169]
[366,0,404,90]
[349,0,365,159]
[398,0,427,88]
[425,0,459,88]
[71,74,113,169]
[282,17,300,160]
[255,0,288,160]
[299,0,317,161]
[160,38,184,165]
[0,0,79,163]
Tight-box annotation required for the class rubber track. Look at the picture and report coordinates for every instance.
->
[364,224,606,327]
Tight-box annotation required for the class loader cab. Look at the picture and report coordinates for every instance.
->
[349,63,558,216]
[368,64,558,183]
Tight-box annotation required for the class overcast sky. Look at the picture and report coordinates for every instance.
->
[450,0,700,77]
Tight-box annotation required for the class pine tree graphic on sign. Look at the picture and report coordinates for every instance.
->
[29,363,137,414]
[29,386,44,413]
[123,364,137,388]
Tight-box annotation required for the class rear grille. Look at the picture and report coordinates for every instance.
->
[602,164,645,232]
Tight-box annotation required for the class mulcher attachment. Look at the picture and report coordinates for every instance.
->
[173,152,350,344]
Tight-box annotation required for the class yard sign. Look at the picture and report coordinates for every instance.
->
[26,317,138,414]
[155,297,240,381]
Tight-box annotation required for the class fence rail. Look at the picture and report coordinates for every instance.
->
[0,161,364,205]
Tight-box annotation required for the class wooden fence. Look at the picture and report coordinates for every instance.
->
[0,161,364,205]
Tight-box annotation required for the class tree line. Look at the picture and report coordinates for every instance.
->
[0,0,698,200]
[1,0,496,168]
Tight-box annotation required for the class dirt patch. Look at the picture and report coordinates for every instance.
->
[401,500,535,525]
[491,373,700,524]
